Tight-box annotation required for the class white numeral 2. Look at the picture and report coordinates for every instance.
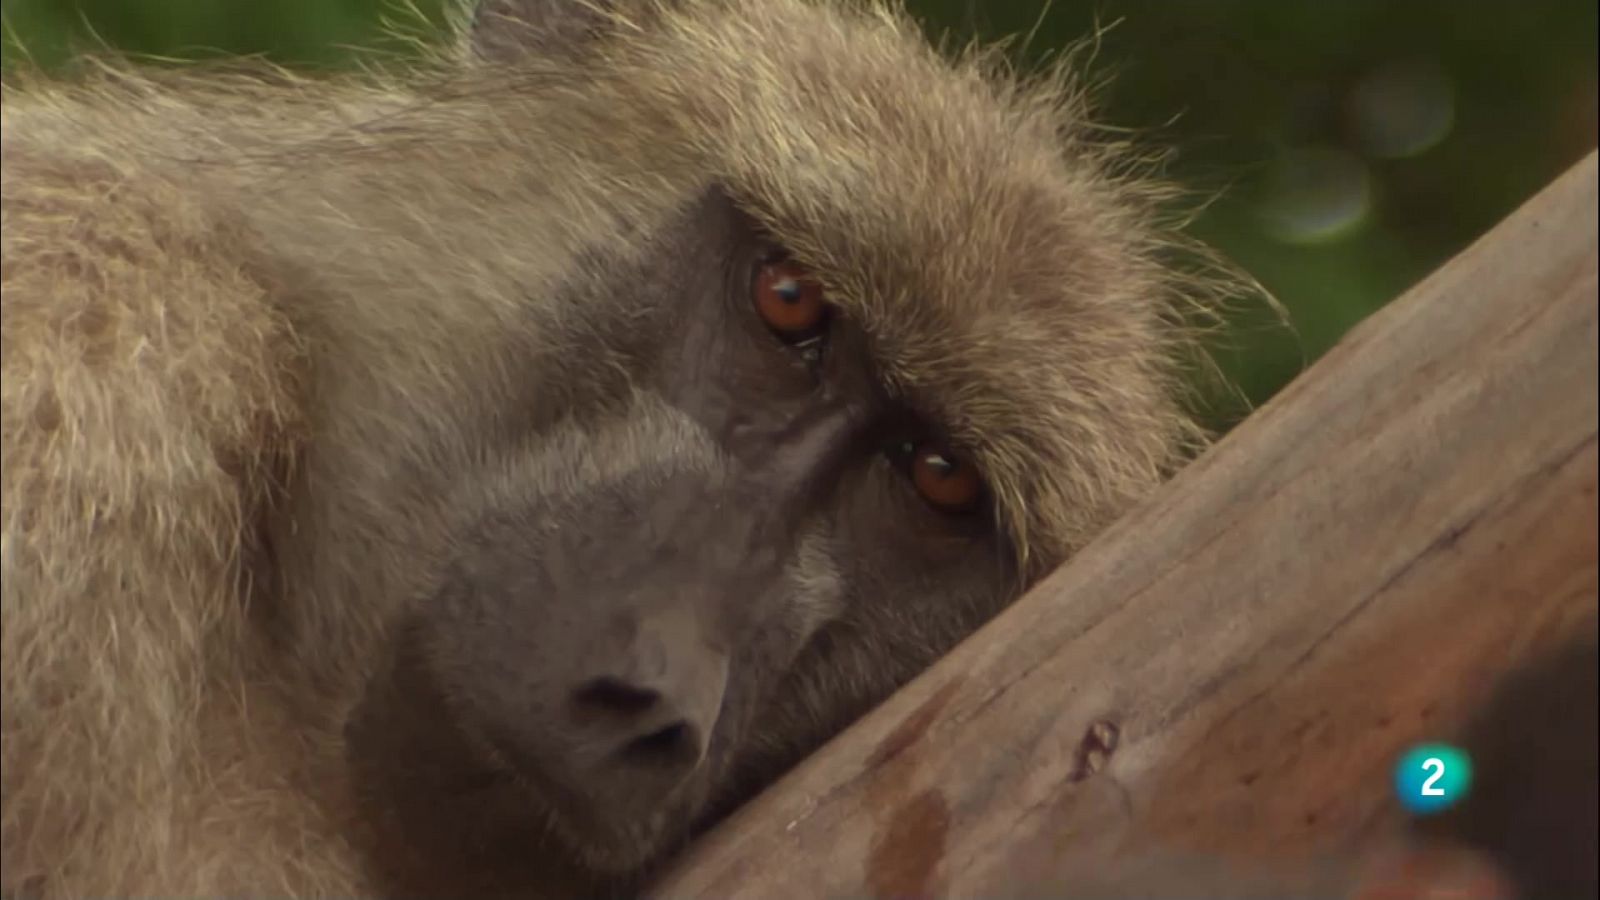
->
[1420,757,1446,796]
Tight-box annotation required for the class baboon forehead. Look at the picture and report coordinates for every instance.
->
[602,0,1203,566]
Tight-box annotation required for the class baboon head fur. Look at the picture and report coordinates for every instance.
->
[0,0,1228,895]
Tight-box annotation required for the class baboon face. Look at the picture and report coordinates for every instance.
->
[361,189,1018,874]
[327,0,1199,887]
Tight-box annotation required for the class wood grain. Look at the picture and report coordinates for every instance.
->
[654,151,1599,898]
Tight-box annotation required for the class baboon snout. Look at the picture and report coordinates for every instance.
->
[555,605,729,800]
[442,398,843,818]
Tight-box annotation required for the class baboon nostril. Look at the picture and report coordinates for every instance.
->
[620,721,696,766]
[573,677,659,715]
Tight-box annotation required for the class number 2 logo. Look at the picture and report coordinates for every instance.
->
[1394,744,1471,814]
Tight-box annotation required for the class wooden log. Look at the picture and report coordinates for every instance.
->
[655,151,1599,897]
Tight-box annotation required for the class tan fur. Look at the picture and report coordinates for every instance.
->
[1,1,1225,895]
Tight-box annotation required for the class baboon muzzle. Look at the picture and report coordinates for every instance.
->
[445,393,858,818]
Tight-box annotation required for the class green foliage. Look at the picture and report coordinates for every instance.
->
[5,0,1594,429]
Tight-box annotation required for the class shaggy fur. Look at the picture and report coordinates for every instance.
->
[1,1,1225,895]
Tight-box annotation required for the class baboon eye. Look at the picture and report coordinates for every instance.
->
[753,258,830,342]
[896,441,985,515]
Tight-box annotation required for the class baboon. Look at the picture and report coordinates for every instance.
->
[3,1,1593,897]
[4,0,1221,896]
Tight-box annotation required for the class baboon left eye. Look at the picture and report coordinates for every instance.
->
[753,258,830,342]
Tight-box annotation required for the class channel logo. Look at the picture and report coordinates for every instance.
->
[1392,742,1472,815]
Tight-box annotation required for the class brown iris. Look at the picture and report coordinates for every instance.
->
[753,259,828,340]
[908,442,984,514]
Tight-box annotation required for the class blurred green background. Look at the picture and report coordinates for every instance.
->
[4,0,1595,428]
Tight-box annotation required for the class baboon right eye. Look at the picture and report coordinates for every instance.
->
[753,258,831,344]
[888,439,988,516]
